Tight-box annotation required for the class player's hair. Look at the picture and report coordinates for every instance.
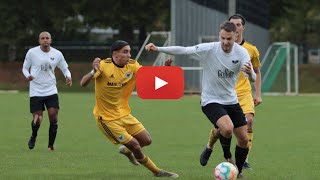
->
[228,14,246,26]
[220,21,236,32]
[110,40,129,54]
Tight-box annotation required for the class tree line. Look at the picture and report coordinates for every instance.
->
[0,0,169,61]
[0,0,319,62]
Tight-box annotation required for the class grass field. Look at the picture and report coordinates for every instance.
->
[0,93,319,180]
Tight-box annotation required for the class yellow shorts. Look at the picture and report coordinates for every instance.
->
[95,114,145,145]
[238,93,255,115]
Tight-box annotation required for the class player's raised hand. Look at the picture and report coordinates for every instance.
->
[92,57,101,72]
[145,43,158,51]
[164,58,173,66]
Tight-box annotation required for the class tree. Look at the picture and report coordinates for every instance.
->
[0,0,87,61]
[269,0,320,62]
[80,0,170,44]
[0,0,170,61]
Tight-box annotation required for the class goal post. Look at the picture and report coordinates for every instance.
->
[135,31,171,66]
[261,42,299,95]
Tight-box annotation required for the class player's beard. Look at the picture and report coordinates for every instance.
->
[43,43,50,48]
[222,44,231,53]
[40,43,51,52]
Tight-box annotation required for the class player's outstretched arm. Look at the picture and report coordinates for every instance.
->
[145,43,159,51]
[80,57,101,87]
[80,71,94,87]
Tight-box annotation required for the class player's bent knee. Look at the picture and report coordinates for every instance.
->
[213,128,221,137]
[221,128,233,137]
[33,115,43,124]
[239,136,249,148]
[144,137,152,146]
[138,137,152,147]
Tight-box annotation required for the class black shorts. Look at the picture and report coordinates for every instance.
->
[202,103,247,128]
[30,94,59,113]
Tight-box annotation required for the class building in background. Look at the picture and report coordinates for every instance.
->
[169,0,269,92]
[171,0,269,56]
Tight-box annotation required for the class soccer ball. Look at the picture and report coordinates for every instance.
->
[214,162,238,180]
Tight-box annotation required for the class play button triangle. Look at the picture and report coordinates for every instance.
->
[155,76,168,90]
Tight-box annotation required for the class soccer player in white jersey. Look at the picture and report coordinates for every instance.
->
[200,14,262,170]
[22,31,72,151]
[145,21,256,178]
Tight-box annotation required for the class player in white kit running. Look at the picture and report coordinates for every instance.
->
[145,21,256,178]
[22,31,72,151]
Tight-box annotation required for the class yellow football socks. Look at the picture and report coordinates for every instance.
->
[247,132,253,152]
[137,156,161,174]
[208,128,219,149]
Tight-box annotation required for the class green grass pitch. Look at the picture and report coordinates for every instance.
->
[0,93,319,180]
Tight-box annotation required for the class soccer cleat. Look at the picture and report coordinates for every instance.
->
[243,162,252,170]
[28,136,36,150]
[48,146,54,151]
[154,170,179,178]
[237,173,244,179]
[119,145,139,165]
[199,146,213,166]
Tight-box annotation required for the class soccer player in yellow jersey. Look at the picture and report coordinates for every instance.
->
[80,40,178,178]
[200,14,262,171]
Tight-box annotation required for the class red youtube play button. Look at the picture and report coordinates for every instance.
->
[136,66,184,99]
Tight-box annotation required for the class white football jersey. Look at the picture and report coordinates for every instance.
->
[22,46,71,97]
[158,42,252,105]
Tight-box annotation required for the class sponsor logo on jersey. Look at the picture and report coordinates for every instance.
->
[125,72,131,78]
[118,135,125,141]
[232,60,239,64]
[107,82,127,87]
[218,69,234,78]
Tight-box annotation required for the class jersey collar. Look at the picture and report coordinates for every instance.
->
[112,58,125,68]
[239,39,245,46]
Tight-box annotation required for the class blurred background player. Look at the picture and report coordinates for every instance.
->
[200,14,262,170]
[22,31,72,151]
[80,40,178,178]
[145,21,256,178]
